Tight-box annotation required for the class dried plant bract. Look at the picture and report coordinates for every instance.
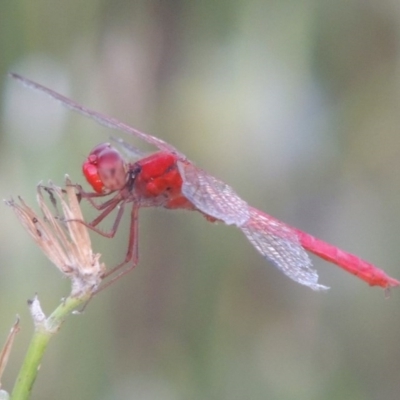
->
[5,177,105,296]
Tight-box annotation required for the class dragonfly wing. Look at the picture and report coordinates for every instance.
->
[177,161,250,226]
[111,137,147,160]
[10,73,183,156]
[179,162,327,290]
[241,207,329,291]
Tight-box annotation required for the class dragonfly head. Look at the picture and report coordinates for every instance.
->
[82,143,128,194]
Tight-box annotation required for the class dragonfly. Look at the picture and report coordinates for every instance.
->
[10,73,400,291]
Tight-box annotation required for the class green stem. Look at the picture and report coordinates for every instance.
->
[10,293,91,400]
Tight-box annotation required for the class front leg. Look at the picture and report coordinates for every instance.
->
[71,184,122,211]
[68,198,126,238]
[70,183,115,210]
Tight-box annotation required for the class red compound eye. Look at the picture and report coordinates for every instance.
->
[82,143,126,193]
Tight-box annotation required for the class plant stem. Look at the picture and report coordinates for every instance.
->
[10,293,91,400]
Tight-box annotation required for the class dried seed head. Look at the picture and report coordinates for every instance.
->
[4,176,105,296]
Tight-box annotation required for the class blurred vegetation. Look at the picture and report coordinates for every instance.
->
[1,1,400,399]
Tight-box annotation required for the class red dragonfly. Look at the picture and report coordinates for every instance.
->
[10,73,399,291]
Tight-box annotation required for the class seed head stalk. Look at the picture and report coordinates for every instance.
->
[4,177,106,399]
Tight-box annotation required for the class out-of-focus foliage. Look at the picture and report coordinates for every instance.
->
[1,1,400,399]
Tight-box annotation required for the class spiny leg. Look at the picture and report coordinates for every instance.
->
[96,204,139,292]
[70,198,126,238]
[72,183,121,211]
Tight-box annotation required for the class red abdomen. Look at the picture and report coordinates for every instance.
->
[295,229,399,288]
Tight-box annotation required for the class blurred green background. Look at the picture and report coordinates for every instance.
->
[1,1,400,399]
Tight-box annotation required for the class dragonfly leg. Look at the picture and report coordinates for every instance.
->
[68,198,125,238]
[72,184,122,211]
[96,204,139,292]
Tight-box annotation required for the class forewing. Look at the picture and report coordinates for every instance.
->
[177,161,250,226]
[10,73,182,156]
[111,137,147,160]
[241,207,329,291]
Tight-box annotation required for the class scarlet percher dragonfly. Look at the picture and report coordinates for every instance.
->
[10,73,399,291]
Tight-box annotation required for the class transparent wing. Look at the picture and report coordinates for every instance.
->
[179,160,328,290]
[241,207,329,291]
[111,136,147,160]
[10,73,183,157]
[177,161,250,226]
